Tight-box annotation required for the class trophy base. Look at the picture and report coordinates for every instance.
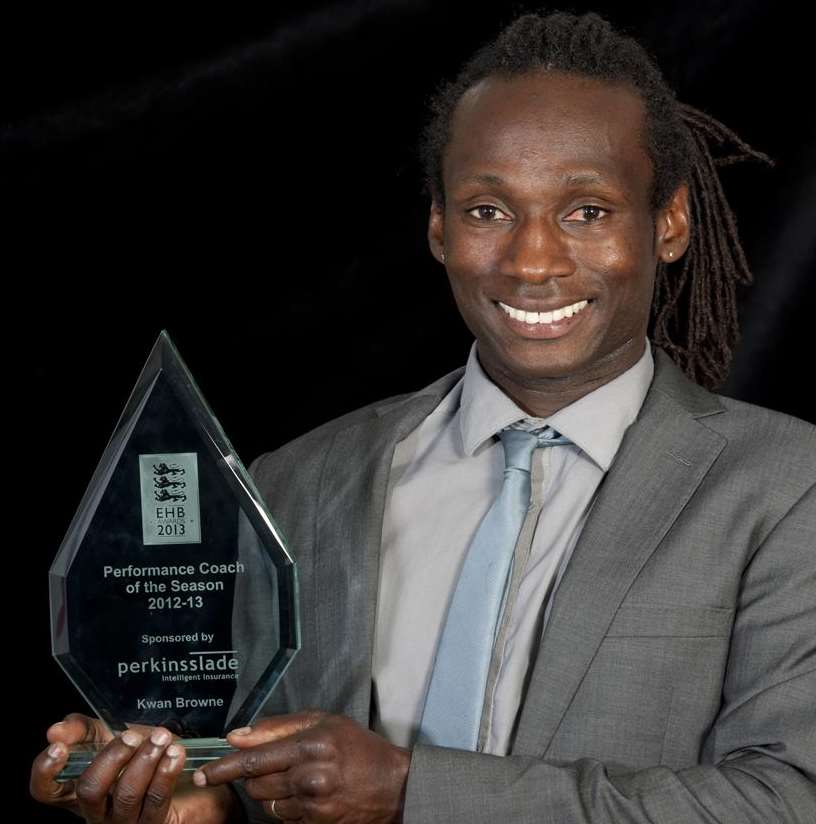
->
[57,737,236,782]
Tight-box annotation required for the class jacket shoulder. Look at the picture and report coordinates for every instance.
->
[710,393,816,444]
[650,349,814,518]
[653,347,815,463]
[249,367,464,489]
[705,393,816,493]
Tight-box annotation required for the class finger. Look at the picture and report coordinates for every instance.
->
[127,722,172,738]
[226,711,326,748]
[194,737,304,787]
[264,796,304,822]
[244,760,335,804]
[74,729,147,823]
[137,742,186,824]
[47,713,111,746]
[30,741,76,806]
[109,728,176,823]
[242,771,294,801]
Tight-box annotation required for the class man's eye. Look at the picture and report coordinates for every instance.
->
[466,205,510,221]
[565,205,608,222]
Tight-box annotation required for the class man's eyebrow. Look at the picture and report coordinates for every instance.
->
[564,171,606,186]
[454,171,618,188]
[456,173,506,186]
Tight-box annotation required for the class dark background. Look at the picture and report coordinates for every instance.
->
[6,1,814,819]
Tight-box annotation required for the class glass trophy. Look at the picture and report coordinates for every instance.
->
[49,331,299,781]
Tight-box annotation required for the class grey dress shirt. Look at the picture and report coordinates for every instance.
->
[372,339,655,755]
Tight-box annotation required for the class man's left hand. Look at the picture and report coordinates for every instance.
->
[194,711,411,823]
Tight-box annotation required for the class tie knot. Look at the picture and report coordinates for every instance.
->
[498,425,570,470]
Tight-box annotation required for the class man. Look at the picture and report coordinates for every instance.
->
[32,11,815,823]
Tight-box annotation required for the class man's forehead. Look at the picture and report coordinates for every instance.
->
[455,70,647,122]
[452,169,628,189]
[445,71,652,190]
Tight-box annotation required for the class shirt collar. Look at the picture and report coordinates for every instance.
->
[458,339,654,470]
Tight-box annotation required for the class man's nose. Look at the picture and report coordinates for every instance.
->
[502,216,575,281]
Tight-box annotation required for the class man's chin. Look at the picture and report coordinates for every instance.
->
[478,342,595,387]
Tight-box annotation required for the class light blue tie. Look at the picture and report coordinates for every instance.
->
[417,424,571,750]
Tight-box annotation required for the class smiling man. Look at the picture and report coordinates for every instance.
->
[33,10,815,824]
[429,70,687,413]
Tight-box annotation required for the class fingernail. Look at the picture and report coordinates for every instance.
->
[192,770,207,787]
[166,744,182,759]
[47,743,64,759]
[150,728,171,747]
[121,730,143,747]
[228,726,252,736]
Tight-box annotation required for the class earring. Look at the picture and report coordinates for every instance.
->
[441,250,447,263]
[667,250,674,259]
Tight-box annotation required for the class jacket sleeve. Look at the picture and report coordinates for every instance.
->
[404,483,816,824]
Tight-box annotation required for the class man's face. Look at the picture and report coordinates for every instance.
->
[429,70,687,392]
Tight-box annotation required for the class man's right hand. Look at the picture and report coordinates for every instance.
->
[30,713,237,823]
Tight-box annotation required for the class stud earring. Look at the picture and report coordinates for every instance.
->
[441,250,447,263]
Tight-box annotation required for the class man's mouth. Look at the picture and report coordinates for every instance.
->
[497,299,590,325]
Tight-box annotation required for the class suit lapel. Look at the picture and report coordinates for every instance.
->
[513,352,727,756]
[313,372,463,726]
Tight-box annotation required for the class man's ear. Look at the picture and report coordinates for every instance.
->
[428,198,446,264]
[656,183,690,264]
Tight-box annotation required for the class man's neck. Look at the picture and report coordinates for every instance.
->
[478,338,647,419]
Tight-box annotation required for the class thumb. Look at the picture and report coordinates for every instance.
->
[47,713,111,746]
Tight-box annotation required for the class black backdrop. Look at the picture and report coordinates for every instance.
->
[6,2,814,819]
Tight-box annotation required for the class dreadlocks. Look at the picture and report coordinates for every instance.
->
[419,11,771,390]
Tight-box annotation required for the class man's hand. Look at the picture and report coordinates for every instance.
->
[195,711,411,823]
[30,712,237,823]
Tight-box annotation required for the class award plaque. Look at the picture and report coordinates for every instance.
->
[50,331,299,780]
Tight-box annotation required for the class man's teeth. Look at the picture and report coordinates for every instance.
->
[498,299,589,325]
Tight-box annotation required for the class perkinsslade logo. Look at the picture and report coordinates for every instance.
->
[139,453,201,546]
[117,651,239,681]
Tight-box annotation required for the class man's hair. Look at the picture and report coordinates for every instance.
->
[419,10,771,390]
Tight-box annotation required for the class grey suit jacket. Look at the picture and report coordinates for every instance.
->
[247,348,816,823]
